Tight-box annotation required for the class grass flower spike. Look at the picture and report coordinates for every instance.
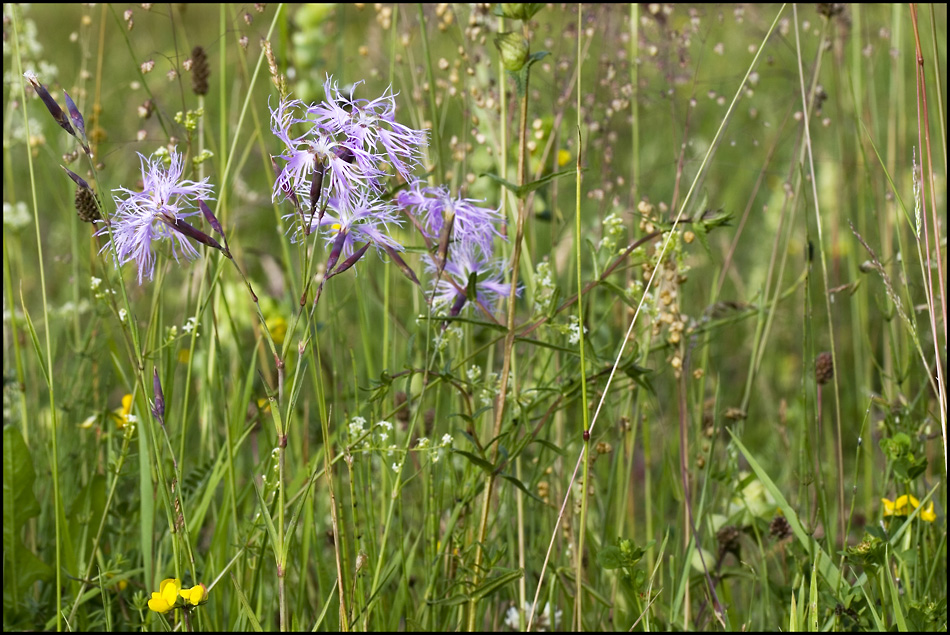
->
[98,148,215,284]
[147,578,181,613]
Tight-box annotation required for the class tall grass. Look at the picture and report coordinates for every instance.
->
[3,4,946,632]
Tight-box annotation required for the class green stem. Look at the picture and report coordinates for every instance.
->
[468,23,532,632]
[573,6,591,631]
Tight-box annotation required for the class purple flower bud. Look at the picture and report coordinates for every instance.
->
[324,227,348,276]
[151,366,165,421]
[198,199,224,236]
[23,71,75,137]
[61,165,91,191]
[325,242,370,280]
[382,245,421,287]
[63,90,86,138]
[170,217,223,252]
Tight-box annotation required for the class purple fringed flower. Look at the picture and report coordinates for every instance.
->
[397,181,504,254]
[98,149,214,284]
[306,192,405,260]
[424,240,516,315]
[270,75,427,234]
[309,76,428,183]
[270,96,378,211]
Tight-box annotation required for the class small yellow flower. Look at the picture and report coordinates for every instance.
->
[881,494,936,522]
[265,315,287,348]
[112,394,133,428]
[557,149,571,167]
[148,578,181,613]
[881,497,896,516]
[179,583,207,606]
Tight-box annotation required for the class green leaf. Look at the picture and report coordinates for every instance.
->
[598,546,623,570]
[453,450,494,473]
[252,480,280,562]
[883,546,908,632]
[808,552,819,632]
[500,474,544,503]
[728,431,845,594]
[471,567,524,601]
[230,571,264,631]
[2,426,51,613]
[481,166,582,200]
[426,593,471,607]
[531,438,566,456]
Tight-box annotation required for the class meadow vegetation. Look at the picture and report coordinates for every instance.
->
[2,3,947,631]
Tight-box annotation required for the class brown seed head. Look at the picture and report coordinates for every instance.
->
[716,524,741,559]
[815,351,833,385]
[191,46,210,96]
[769,514,793,541]
[74,186,100,223]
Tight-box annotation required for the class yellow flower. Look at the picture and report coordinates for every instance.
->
[112,394,133,429]
[148,578,181,613]
[557,149,571,167]
[179,583,207,606]
[265,315,287,348]
[881,497,896,516]
[881,494,936,523]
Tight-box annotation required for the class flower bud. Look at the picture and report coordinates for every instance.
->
[494,32,530,72]
[496,3,544,21]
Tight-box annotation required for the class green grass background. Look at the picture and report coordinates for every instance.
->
[3,3,946,632]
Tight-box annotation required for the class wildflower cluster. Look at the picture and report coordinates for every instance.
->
[270,76,425,259]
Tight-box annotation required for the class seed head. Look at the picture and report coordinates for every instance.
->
[815,351,834,385]
[769,514,792,541]
[191,46,210,96]
[74,185,100,223]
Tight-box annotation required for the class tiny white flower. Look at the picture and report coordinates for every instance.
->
[441,433,453,447]
[125,414,139,424]
[377,420,393,431]
[90,276,102,290]
[379,432,388,443]
[118,308,127,323]
[417,437,430,449]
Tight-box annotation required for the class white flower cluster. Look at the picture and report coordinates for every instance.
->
[599,211,625,253]
[567,315,587,345]
[532,259,556,316]
[504,601,562,632]
[433,324,463,352]
[348,415,367,441]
